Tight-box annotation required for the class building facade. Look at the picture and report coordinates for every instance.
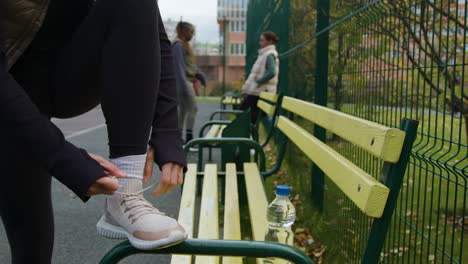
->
[217,0,249,84]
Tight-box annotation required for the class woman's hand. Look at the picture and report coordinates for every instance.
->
[86,154,127,196]
[143,146,184,196]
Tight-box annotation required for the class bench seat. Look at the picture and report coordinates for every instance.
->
[221,96,241,105]
[171,162,269,264]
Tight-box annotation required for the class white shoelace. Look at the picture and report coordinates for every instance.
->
[115,182,166,224]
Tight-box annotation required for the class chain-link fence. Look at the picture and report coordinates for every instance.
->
[247,0,467,263]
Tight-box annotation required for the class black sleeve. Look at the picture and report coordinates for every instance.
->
[149,4,187,171]
[0,53,105,202]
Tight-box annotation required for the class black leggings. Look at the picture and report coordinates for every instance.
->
[240,94,260,124]
[0,0,165,262]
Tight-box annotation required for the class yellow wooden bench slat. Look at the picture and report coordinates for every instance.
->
[259,92,278,103]
[222,164,243,264]
[281,96,406,163]
[243,163,269,264]
[222,97,231,104]
[171,164,197,264]
[277,116,390,218]
[195,164,220,264]
[257,100,276,116]
[205,125,221,138]
[222,97,241,105]
[243,163,268,241]
[217,125,227,138]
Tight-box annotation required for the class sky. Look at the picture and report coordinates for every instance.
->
[158,0,219,44]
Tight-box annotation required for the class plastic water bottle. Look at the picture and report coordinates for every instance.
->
[263,185,296,264]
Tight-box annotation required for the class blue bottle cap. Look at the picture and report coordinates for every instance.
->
[275,185,291,196]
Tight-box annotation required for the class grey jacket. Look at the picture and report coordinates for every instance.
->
[172,40,206,96]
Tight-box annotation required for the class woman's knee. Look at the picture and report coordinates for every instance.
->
[191,102,198,113]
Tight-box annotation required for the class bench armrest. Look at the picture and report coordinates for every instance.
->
[199,121,258,141]
[184,138,266,172]
[210,110,244,120]
[99,239,314,264]
[199,121,232,137]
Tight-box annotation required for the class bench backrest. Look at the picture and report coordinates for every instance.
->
[255,92,281,146]
[257,92,279,116]
[275,96,418,263]
[221,93,281,171]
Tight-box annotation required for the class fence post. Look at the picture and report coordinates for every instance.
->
[311,0,330,212]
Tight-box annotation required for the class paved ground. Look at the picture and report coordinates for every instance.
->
[0,101,219,264]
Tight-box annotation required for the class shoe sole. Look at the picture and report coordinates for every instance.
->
[96,216,188,250]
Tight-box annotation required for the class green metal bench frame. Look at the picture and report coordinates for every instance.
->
[100,239,312,264]
[197,93,283,165]
[99,136,310,264]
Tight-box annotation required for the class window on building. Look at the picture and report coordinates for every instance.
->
[229,43,246,56]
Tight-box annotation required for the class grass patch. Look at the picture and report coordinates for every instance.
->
[196,96,221,102]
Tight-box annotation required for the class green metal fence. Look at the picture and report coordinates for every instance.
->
[247,0,467,263]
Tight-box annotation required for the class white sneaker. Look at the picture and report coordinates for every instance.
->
[96,179,187,250]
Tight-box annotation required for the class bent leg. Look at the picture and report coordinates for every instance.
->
[184,81,198,131]
[47,0,187,250]
[51,0,161,158]
[240,95,259,123]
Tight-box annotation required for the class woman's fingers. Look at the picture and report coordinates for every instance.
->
[164,165,179,194]
[89,153,127,178]
[153,162,183,196]
[86,176,119,196]
[178,165,184,185]
[143,147,155,183]
[153,163,170,196]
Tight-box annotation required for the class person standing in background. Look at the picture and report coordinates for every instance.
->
[172,22,207,147]
[240,31,280,124]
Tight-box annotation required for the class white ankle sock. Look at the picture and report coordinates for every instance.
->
[110,154,147,192]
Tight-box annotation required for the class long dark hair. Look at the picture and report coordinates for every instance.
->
[262,31,280,45]
[176,22,195,56]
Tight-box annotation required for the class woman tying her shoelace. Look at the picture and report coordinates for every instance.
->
[0,0,188,263]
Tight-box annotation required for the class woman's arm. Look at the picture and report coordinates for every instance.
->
[255,54,277,84]
[0,53,106,202]
[172,42,190,96]
[195,66,207,87]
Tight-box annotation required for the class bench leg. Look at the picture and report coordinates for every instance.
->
[99,239,314,264]
[208,146,213,161]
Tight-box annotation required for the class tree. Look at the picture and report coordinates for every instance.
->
[367,0,467,140]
